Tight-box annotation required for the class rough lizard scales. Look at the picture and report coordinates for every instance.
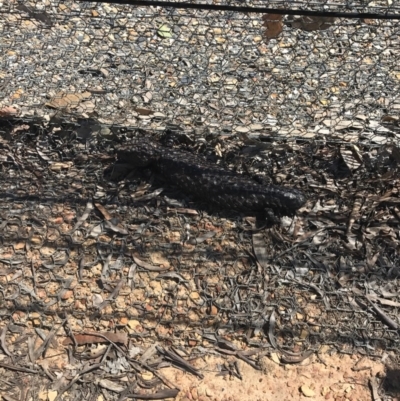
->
[117,139,306,216]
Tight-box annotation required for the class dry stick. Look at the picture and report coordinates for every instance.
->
[272,225,341,260]
[100,344,112,364]
[216,346,260,371]
[157,346,203,378]
[366,298,399,330]
[39,362,56,381]
[0,362,38,374]
[233,360,242,380]
[33,318,67,361]
[54,363,103,401]
[98,277,126,310]
[0,326,15,363]
[63,317,78,349]
[2,394,20,401]
[78,332,179,391]
[369,377,382,401]
[346,194,363,236]
[280,350,314,364]
[69,199,94,234]
[30,260,37,290]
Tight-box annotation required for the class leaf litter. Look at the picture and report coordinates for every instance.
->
[0,115,398,400]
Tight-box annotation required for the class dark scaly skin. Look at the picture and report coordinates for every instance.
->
[117,139,306,216]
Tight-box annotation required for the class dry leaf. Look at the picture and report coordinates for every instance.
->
[104,220,129,235]
[292,16,336,31]
[166,207,198,215]
[0,106,19,117]
[346,194,363,235]
[11,124,30,135]
[63,332,128,346]
[300,385,315,397]
[270,352,281,364]
[76,100,95,113]
[142,92,153,103]
[132,255,170,272]
[94,203,112,220]
[50,162,73,171]
[361,18,377,25]
[157,24,172,39]
[47,390,58,401]
[98,379,125,393]
[262,14,283,39]
[10,88,24,100]
[45,91,91,110]
[335,120,363,130]
[340,146,363,171]
[381,115,399,123]
[134,107,154,116]
[252,231,269,269]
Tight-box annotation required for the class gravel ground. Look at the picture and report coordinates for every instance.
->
[1,1,400,400]
[1,0,400,145]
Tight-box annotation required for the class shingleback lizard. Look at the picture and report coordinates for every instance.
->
[116,139,306,217]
